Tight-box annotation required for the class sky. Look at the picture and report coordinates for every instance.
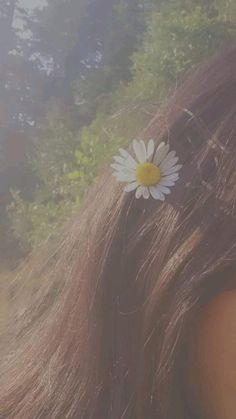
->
[13,0,48,40]
[19,0,48,10]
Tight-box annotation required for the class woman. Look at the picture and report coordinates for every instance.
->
[1,45,236,419]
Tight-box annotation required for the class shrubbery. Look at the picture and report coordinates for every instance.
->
[8,0,236,251]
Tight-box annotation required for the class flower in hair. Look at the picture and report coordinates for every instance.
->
[111,139,182,200]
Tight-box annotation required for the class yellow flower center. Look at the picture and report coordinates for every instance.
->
[135,162,161,186]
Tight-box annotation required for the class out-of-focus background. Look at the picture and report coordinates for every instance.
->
[0,0,235,340]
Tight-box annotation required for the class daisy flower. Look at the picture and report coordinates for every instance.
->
[111,139,182,200]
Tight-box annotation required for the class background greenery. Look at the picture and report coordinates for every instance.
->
[2,0,236,266]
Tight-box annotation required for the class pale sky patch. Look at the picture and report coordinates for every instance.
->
[18,0,48,10]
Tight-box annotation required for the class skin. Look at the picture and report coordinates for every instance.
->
[191,290,236,419]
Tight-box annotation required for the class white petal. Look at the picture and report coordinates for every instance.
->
[140,140,147,160]
[117,149,137,169]
[149,186,165,201]
[162,164,183,176]
[142,187,150,199]
[119,148,131,158]
[113,155,126,165]
[135,186,144,199]
[113,155,137,170]
[155,141,165,152]
[162,173,179,182]
[124,182,139,192]
[156,185,171,195]
[112,172,122,180]
[110,163,134,173]
[133,139,146,163]
[115,173,136,182]
[160,156,179,171]
[147,139,155,160]
[124,156,138,170]
[154,143,170,165]
[164,150,176,160]
[159,178,175,187]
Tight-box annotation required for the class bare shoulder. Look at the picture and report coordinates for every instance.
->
[198,290,236,342]
[190,290,236,418]
[194,289,236,381]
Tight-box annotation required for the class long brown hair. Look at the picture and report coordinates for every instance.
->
[1,45,236,419]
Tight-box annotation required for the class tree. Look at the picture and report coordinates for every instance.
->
[7,0,236,254]
[124,0,236,103]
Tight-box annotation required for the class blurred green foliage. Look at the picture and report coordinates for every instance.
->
[8,0,236,251]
